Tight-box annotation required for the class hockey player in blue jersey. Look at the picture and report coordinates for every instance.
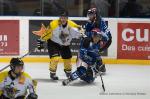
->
[85,8,112,41]
[84,7,112,73]
[62,28,110,86]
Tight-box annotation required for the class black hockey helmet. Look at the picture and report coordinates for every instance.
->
[60,11,68,17]
[10,58,24,70]
[87,8,97,16]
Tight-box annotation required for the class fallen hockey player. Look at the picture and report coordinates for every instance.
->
[62,28,110,86]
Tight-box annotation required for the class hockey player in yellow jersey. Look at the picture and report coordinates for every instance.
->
[33,11,84,80]
[0,58,38,99]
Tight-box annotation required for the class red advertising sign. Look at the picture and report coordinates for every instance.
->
[0,20,19,55]
[118,23,150,60]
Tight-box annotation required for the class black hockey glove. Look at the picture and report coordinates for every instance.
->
[26,93,38,99]
[37,39,45,50]
[99,38,112,52]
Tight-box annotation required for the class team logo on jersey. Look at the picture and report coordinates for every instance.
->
[4,82,20,98]
[59,31,69,43]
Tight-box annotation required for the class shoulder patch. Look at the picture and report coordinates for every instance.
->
[50,20,59,30]
[22,72,32,79]
[68,20,80,28]
[0,71,9,83]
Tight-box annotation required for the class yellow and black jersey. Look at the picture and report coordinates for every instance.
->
[0,71,36,99]
[41,19,81,46]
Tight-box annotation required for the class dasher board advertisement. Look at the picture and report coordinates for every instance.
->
[0,20,19,55]
[118,23,150,60]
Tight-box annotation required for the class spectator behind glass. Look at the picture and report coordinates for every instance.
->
[82,0,91,16]
[43,0,65,16]
[0,0,18,15]
[120,0,143,17]
[91,0,110,17]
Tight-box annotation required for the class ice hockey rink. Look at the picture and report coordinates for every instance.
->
[0,63,150,99]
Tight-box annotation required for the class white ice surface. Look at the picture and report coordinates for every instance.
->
[0,63,150,99]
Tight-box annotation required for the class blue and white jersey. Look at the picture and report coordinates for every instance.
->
[79,42,101,65]
[85,18,112,40]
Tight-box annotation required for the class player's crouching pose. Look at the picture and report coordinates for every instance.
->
[62,28,109,86]
[0,58,38,99]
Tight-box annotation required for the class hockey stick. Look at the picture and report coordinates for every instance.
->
[95,63,106,92]
[0,51,31,72]
[99,72,105,92]
[89,63,106,92]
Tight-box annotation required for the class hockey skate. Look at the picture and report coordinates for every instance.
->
[50,73,59,80]
[62,79,72,86]
[65,72,71,79]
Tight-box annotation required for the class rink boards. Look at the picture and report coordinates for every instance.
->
[0,17,149,65]
[0,57,150,65]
